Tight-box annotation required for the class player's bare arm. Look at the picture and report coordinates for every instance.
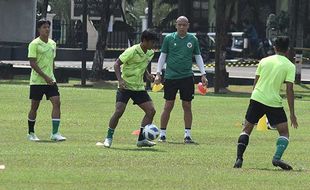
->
[114,58,126,89]
[286,82,298,128]
[253,75,260,89]
[144,69,154,82]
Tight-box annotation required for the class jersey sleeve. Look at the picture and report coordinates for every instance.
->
[53,42,57,58]
[193,36,201,55]
[255,61,262,76]
[161,36,169,53]
[28,42,37,58]
[119,47,135,64]
[285,64,296,83]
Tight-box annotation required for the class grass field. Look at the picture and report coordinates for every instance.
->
[0,81,310,190]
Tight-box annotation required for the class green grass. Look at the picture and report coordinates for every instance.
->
[0,82,310,190]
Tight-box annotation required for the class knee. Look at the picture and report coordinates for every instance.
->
[146,108,156,118]
[182,103,191,112]
[53,100,61,109]
[114,109,124,118]
[164,104,174,113]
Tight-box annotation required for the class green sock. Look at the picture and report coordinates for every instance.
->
[52,119,60,134]
[106,128,115,139]
[273,136,289,160]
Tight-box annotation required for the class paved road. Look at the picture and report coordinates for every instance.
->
[1,60,310,82]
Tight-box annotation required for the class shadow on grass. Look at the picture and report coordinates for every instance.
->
[248,167,305,172]
[203,91,251,98]
[167,141,200,145]
[0,80,29,85]
[298,83,310,91]
[110,147,166,152]
[35,140,63,143]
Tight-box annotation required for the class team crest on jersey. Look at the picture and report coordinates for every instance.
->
[187,42,192,48]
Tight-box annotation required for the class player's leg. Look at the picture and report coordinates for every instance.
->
[49,95,65,141]
[103,89,129,148]
[159,79,178,142]
[234,100,264,168]
[27,85,44,141]
[179,77,195,143]
[267,108,292,170]
[28,100,41,141]
[137,101,156,147]
[133,91,156,147]
[159,100,175,142]
[47,84,65,141]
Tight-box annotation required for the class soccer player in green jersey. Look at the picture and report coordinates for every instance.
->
[233,36,298,170]
[154,16,208,143]
[27,19,66,141]
[102,29,158,148]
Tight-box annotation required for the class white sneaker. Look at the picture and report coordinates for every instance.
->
[50,133,66,141]
[27,133,40,141]
[137,139,156,147]
[103,138,113,148]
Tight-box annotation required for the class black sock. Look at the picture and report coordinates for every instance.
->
[236,133,249,160]
[28,119,36,134]
[138,127,145,141]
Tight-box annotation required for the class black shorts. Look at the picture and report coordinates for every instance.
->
[116,88,152,105]
[163,76,194,101]
[29,84,60,101]
[245,99,287,126]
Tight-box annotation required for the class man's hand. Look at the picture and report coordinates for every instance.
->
[154,74,161,85]
[201,75,208,87]
[146,73,155,82]
[44,76,55,85]
[290,114,298,129]
[118,78,126,89]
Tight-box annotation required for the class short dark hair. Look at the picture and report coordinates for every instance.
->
[37,19,51,29]
[274,36,289,52]
[141,29,158,42]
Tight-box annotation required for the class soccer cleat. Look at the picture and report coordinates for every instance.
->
[272,159,293,170]
[184,136,195,144]
[50,133,66,141]
[137,139,156,147]
[103,138,113,148]
[158,135,166,142]
[233,158,243,168]
[27,132,40,141]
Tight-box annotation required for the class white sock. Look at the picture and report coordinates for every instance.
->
[185,128,191,138]
[160,129,166,137]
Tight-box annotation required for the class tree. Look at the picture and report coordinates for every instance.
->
[214,0,237,93]
[41,0,49,18]
[158,0,190,30]
[90,0,135,81]
[49,0,71,21]
[288,0,307,84]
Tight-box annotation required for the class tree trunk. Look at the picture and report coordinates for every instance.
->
[91,16,108,81]
[215,0,229,93]
[41,0,49,19]
[294,0,307,84]
[91,0,118,81]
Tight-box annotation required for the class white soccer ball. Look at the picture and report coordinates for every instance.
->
[143,124,160,141]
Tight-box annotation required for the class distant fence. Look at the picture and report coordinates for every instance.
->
[52,19,215,51]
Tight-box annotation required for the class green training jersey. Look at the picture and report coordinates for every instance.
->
[161,32,201,79]
[251,54,295,107]
[119,44,154,91]
[28,37,56,85]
